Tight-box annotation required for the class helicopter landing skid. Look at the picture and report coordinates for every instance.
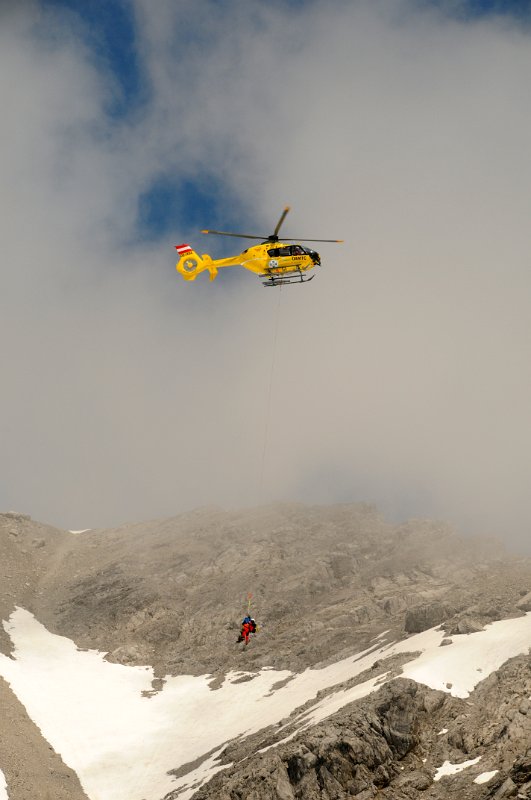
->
[260,270,315,288]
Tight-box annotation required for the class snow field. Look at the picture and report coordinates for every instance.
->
[1,609,530,800]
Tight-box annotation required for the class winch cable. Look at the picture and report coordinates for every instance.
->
[259,284,283,494]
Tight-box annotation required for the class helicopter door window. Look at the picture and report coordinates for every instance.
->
[290,245,304,255]
[267,246,296,257]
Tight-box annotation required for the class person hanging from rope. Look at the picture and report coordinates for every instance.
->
[237,592,257,645]
[237,615,257,645]
[246,616,257,634]
[238,592,257,645]
[237,618,253,645]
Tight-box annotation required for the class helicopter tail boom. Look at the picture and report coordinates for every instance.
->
[175,245,218,282]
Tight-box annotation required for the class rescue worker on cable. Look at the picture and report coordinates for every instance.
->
[237,615,257,645]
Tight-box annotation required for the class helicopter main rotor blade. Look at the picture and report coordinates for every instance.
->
[272,206,291,238]
[201,230,269,240]
[200,224,343,244]
[284,238,344,243]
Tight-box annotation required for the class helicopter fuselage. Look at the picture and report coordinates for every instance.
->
[237,242,320,275]
[175,241,321,284]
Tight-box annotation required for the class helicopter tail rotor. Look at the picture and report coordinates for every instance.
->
[175,245,218,282]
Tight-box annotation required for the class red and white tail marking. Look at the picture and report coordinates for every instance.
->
[175,243,193,256]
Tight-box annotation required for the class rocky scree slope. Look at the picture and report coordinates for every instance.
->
[2,503,527,679]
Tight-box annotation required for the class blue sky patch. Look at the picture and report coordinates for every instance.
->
[466,0,529,14]
[137,176,252,256]
[41,0,143,115]
[425,0,530,20]
[138,178,221,240]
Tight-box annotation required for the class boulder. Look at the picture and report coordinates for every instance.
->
[448,616,485,635]
[382,595,407,615]
[493,777,518,798]
[516,591,531,612]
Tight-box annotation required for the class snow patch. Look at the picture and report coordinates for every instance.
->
[371,628,390,641]
[434,757,481,780]
[0,768,8,800]
[474,770,499,784]
[400,614,531,698]
[437,728,448,735]
[68,529,91,534]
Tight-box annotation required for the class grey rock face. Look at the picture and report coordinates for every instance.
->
[510,746,531,800]
[404,602,454,633]
[185,680,426,800]
[184,655,531,800]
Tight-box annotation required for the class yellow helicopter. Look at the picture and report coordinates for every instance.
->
[175,206,342,287]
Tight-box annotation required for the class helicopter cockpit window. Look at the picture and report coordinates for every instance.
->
[267,247,290,257]
[291,245,304,255]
